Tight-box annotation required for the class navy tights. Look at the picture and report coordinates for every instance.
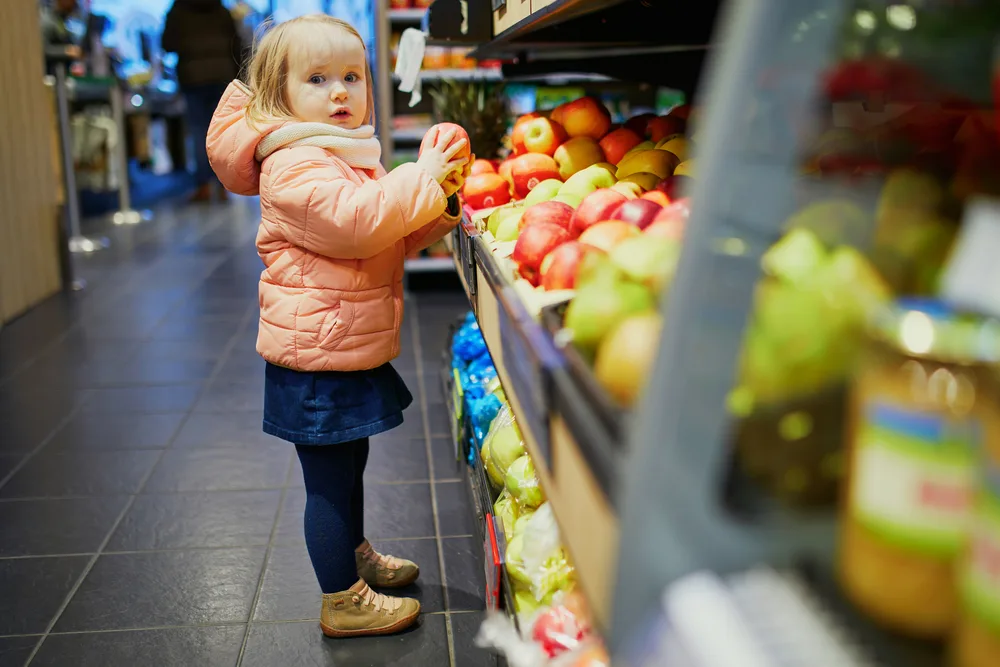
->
[294,439,369,594]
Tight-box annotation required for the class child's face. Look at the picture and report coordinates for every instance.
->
[285,25,368,129]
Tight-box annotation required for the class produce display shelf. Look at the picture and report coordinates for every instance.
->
[403,256,455,273]
[388,8,426,21]
[391,69,503,82]
[450,216,620,630]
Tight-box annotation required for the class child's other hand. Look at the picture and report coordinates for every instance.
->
[416,128,469,185]
[442,153,473,197]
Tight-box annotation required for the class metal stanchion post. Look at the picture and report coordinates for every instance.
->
[53,61,109,268]
[108,85,151,225]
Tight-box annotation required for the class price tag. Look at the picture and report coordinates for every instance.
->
[483,514,502,610]
[452,368,464,460]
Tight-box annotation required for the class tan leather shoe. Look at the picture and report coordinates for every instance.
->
[320,579,420,638]
[356,539,420,588]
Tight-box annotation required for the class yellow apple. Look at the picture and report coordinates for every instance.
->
[616,150,679,180]
[553,137,606,179]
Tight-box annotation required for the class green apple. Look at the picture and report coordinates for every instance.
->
[610,236,681,294]
[786,199,869,249]
[761,227,827,286]
[524,179,564,207]
[496,212,522,242]
[551,193,583,209]
[564,275,656,351]
[487,206,523,236]
[558,164,617,199]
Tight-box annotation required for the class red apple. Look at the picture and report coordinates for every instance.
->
[570,188,629,236]
[510,112,543,155]
[609,198,663,229]
[470,159,497,175]
[462,173,512,210]
[668,104,692,120]
[519,201,575,232]
[641,190,671,207]
[625,113,656,135]
[599,127,643,165]
[644,218,685,241]
[510,153,561,199]
[652,198,691,224]
[512,222,572,275]
[521,117,567,156]
[498,159,515,188]
[550,97,611,140]
[539,241,604,291]
[577,220,640,252]
[420,122,471,161]
[655,174,694,200]
[645,115,686,142]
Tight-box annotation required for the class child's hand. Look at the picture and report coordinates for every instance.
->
[442,153,474,197]
[416,128,469,185]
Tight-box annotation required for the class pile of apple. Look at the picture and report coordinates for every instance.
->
[461,95,694,212]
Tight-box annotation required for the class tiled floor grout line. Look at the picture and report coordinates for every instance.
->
[0,608,488,642]
[0,534,476,561]
[235,483,290,666]
[0,209,242,391]
[22,303,258,667]
[409,298,457,667]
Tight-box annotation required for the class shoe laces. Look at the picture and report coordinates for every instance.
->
[359,542,403,572]
[358,583,403,614]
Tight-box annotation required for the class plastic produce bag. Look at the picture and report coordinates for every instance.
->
[505,454,544,509]
[493,489,519,539]
[520,504,574,601]
[452,313,488,363]
[483,404,517,490]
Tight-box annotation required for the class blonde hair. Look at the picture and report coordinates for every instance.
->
[244,15,375,128]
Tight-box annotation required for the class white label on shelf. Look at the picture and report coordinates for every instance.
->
[940,197,1000,320]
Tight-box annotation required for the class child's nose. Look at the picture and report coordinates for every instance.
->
[330,83,348,100]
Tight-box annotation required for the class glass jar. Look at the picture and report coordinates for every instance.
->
[953,371,1000,667]
[838,298,1000,638]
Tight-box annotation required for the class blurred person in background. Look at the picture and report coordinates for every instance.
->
[162,0,244,202]
[40,0,82,62]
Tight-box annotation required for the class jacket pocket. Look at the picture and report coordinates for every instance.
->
[318,300,355,351]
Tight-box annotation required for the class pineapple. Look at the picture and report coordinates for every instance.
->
[429,80,510,160]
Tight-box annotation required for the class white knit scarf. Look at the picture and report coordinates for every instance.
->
[256,122,382,170]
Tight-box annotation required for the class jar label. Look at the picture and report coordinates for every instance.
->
[852,402,976,555]
[960,467,1000,631]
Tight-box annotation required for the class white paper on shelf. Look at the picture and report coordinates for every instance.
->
[394,28,427,107]
[939,196,1000,320]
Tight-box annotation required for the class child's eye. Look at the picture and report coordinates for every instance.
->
[345,73,359,83]
[309,75,325,84]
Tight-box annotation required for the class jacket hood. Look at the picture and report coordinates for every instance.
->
[206,80,288,196]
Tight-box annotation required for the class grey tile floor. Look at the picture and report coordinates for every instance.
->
[0,197,493,666]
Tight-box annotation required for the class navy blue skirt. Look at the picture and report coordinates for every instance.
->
[263,362,414,445]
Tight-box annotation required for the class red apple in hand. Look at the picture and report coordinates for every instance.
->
[519,201,575,232]
[470,159,497,175]
[510,153,561,199]
[599,127,643,165]
[539,240,604,291]
[571,188,629,236]
[550,96,611,140]
[420,122,471,161]
[609,198,663,229]
[462,173,512,210]
[512,222,572,284]
[521,118,567,156]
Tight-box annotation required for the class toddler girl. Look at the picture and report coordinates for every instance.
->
[206,14,470,637]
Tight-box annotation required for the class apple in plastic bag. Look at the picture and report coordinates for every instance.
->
[532,605,587,658]
[489,422,526,478]
[506,455,545,508]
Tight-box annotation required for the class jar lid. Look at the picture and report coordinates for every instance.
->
[869,297,1000,363]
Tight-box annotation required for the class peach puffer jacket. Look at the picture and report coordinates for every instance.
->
[207,81,459,371]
